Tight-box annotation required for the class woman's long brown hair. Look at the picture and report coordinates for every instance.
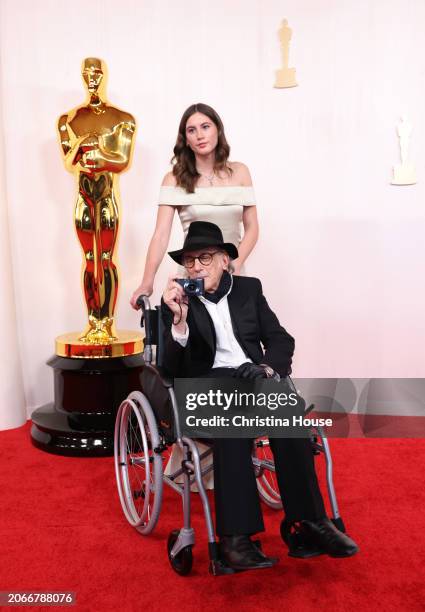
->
[171,103,232,193]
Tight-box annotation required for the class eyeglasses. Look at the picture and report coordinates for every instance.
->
[182,251,221,269]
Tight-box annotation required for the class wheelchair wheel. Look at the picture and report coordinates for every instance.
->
[167,530,193,576]
[254,438,283,510]
[114,391,163,534]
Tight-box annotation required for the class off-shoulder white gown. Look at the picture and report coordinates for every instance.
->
[158,185,257,489]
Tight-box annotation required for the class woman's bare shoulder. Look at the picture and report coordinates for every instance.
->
[228,162,253,186]
[161,171,177,187]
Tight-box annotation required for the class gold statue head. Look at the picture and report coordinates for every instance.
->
[81,57,108,100]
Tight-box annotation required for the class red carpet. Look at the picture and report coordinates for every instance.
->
[1,422,424,612]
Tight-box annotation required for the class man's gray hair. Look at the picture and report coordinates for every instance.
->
[218,248,235,273]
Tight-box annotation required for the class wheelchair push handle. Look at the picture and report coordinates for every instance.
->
[136,294,151,315]
[136,294,154,362]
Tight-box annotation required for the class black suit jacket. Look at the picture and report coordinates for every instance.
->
[161,276,295,378]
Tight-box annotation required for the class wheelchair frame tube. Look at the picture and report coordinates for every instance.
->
[181,436,216,544]
[316,425,340,519]
[137,295,153,363]
[168,387,182,440]
[182,441,192,530]
[170,386,216,543]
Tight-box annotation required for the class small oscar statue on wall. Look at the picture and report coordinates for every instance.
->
[31,58,145,456]
[274,18,298,88]
[391,115,417,185]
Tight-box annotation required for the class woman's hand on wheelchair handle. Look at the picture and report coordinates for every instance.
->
[130,284,153,309]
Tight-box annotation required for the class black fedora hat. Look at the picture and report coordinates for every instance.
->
[168,221,239,265]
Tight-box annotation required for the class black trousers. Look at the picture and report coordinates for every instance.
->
[206,368,327,536]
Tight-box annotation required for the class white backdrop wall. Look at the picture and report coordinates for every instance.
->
[0,0,424,427]
[0,75,26,429]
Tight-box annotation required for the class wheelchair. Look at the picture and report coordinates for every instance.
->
[114,297,345,576]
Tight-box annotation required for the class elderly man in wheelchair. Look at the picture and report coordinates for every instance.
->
[115,221,358,575]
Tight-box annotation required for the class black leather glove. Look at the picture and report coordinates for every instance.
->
[233,362,268,379]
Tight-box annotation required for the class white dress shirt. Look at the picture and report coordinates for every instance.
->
[171,278,252,369]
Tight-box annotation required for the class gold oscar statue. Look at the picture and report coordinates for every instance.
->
[274,19,298,88]
[56,57,142,357]
[30,58,144,456]
[391,115,417,186]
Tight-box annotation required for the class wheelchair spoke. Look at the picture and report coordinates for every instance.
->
[129,419,143,453]
[120,404,151,521]
[258,448,280,499]
[262,472,280,499]
[129,461,145,490]
[254,437,282,509]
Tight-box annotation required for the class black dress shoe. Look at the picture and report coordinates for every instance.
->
[280,520,324,558]
[219,535,278,571]
[281,518,359,558]
[300,518,359,558]
[253,540,280,565]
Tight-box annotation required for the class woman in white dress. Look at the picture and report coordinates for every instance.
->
[130,103,259,488]
[130,103,258,302]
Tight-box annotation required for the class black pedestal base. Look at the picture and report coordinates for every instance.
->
[30,353,145,457]
[31,404,114,457]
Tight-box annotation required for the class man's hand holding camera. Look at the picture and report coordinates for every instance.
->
[163,277,189,334]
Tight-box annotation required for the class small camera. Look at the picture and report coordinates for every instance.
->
[175,278,205,296]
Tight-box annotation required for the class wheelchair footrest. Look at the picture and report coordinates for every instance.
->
[209,559,236,576]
